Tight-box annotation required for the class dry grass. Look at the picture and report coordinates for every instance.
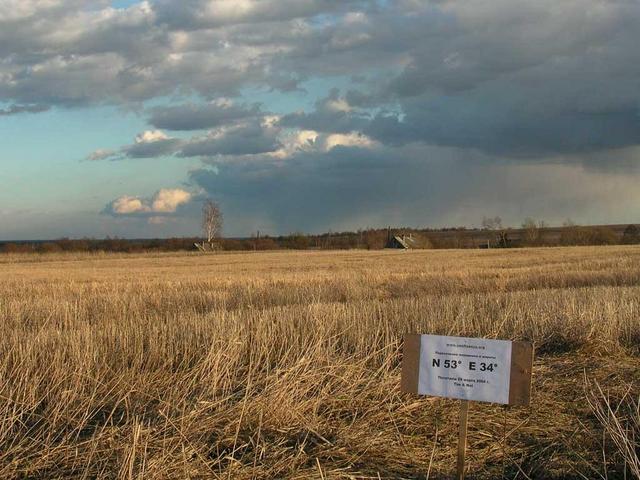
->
[1,246,639,479]
[586,380,640,478]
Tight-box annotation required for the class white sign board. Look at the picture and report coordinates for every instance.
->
[401,334,533,405]
[419,335,511,404]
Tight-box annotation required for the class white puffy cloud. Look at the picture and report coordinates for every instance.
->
[269,129,319,159]
[150,188,193,213]
[323,132,376,150]
[135,130,170,143]
[268,129,377,159]
[105,188,193,216]
[110,195,151,214]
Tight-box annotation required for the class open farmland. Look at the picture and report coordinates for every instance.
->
[1,247,639,479]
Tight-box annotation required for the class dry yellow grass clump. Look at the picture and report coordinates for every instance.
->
[1,246,639,479]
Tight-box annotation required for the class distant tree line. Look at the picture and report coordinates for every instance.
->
[1,223,638,254]
[0,237,203,254]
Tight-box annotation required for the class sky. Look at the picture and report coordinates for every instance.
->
[1,0,639,240]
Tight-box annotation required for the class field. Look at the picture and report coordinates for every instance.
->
[1,246,639,479]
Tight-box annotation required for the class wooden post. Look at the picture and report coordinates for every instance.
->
[457,400,469,480]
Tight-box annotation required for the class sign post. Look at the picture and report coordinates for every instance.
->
[457,400,469,480]
[401,334,533,479]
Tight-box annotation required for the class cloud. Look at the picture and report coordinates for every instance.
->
[360,0,640,156]
[323,132,377,150]
[148,101,263,131]
[109,195,151,214]
[365,90,640,157]
[179,121,281,157]
[0,104,50,116]
[5,0,640,239]
[104,188,193,216]
[123,130,183,158]
[270,129,378,159]
[90,119,283,161]
[0,0,85,22]
[150,188,193,213]
[86,148,118,161]
[5,0,638,158]
[278,88,370,134]
[0,1,397,106]
[87,130,182,161]
[153,0,370,29]
[135,130,169,143]
[189,143,640,235]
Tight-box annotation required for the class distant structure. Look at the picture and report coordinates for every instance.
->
[385,229,421,249]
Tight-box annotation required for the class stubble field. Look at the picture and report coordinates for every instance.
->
[1,246,639,479]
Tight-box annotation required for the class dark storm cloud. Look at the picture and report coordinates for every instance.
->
[148,102,263,131]
[189,143,640,235]
[365,94,640,156]
[189,145,421,232]
[361,0,640,156]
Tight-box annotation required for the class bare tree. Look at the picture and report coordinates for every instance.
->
[197,200,223,251]
[522,217,546,245]
[481,215,503,231]
[480,215,507,248]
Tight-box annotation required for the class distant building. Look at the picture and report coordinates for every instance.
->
[386,233,423,249]
[386,235,409,249]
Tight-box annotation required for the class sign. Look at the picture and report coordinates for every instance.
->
[401,334,533,406]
